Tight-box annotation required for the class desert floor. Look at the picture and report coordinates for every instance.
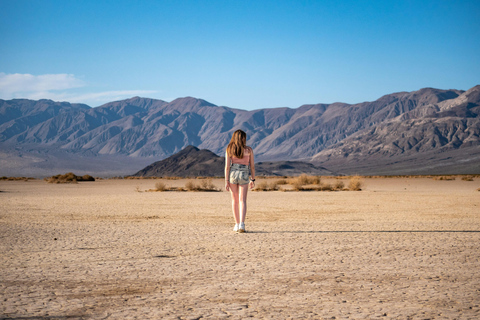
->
[1,177,479,319]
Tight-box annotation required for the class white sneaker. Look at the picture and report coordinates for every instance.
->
[233,224,239,232]
[238,222,245,233]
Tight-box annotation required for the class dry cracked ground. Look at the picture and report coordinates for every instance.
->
[1,177,479,319]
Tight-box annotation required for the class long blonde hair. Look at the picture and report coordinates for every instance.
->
[226,130,247,158]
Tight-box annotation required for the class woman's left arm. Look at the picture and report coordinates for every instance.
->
[249,147,255,189]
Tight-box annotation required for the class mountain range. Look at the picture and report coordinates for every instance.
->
[1,85,479,177]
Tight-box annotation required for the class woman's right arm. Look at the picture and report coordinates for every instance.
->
[225,151,231,191]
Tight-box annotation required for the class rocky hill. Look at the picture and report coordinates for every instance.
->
[134,146,225,177]
[1,85,479,176]
[134,145,336,177]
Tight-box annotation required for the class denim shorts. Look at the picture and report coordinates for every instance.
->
[229,164,250,185]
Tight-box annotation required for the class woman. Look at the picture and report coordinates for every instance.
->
[225,130,255,233]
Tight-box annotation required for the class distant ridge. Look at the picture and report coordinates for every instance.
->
[312,85,480,174]
[1,85,479,176]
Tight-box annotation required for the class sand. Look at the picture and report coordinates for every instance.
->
[1,177,479,319]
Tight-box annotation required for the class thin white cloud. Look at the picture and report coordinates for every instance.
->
[0,73,158,107]
[0,73,86,95]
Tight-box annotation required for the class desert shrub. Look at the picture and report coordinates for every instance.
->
[289,175,322,190]
[63,172,76,181]
[291,180,304,191]
[310,176,321,185]
[289,175,303,186]
[45,172,95,184]
[320,182,332,191]
[348,176,363,191]
[200,179,218,191]
[269,181,279,191]
[255,181,269,191]
[254,181,278,191]
[185,180,197,191]
[461,176,474,181]
[0,176,34,181]
[45,172,77,183]
[290,175,305,187]
[293,174,320,185]
[155,182,167,191]
[433,176,456,181]
[81,175,95,181]
[275,179,288,185]
[333,179,345,191]
[185,180,219,192]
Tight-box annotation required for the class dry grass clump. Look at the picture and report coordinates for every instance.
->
[461,176,474,181]
[127,176,162,180]
[185,179,220,192]
[45,172,95,184]
[291,180,305,191]
[144,181,180,192]
[286,175,351,192]
[348,176,363,191]
[185,181,196,191]
[289,174,321,190]
[433,176,456,181]
[0,176,35,181]
[154,181,168,191]
[333,179,345,191]
[201,179,218,191]
[144,179,220,192]
[292,174,320,185]
[310,176,321,185]
[296,174,310,185]
[254,181,279,191]
[319,182,332,191]
[275,179,288,185]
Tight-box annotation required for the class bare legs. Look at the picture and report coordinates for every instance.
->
[229,183,249,224]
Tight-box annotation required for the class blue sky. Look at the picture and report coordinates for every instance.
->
[1,0,479,110]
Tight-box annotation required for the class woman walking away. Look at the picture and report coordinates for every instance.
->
[225,130,255,233]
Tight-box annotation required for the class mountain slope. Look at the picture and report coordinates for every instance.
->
[312,86,480,174]
[1,85,478,176]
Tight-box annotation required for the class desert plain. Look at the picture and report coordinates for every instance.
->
[1,177,479,319]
